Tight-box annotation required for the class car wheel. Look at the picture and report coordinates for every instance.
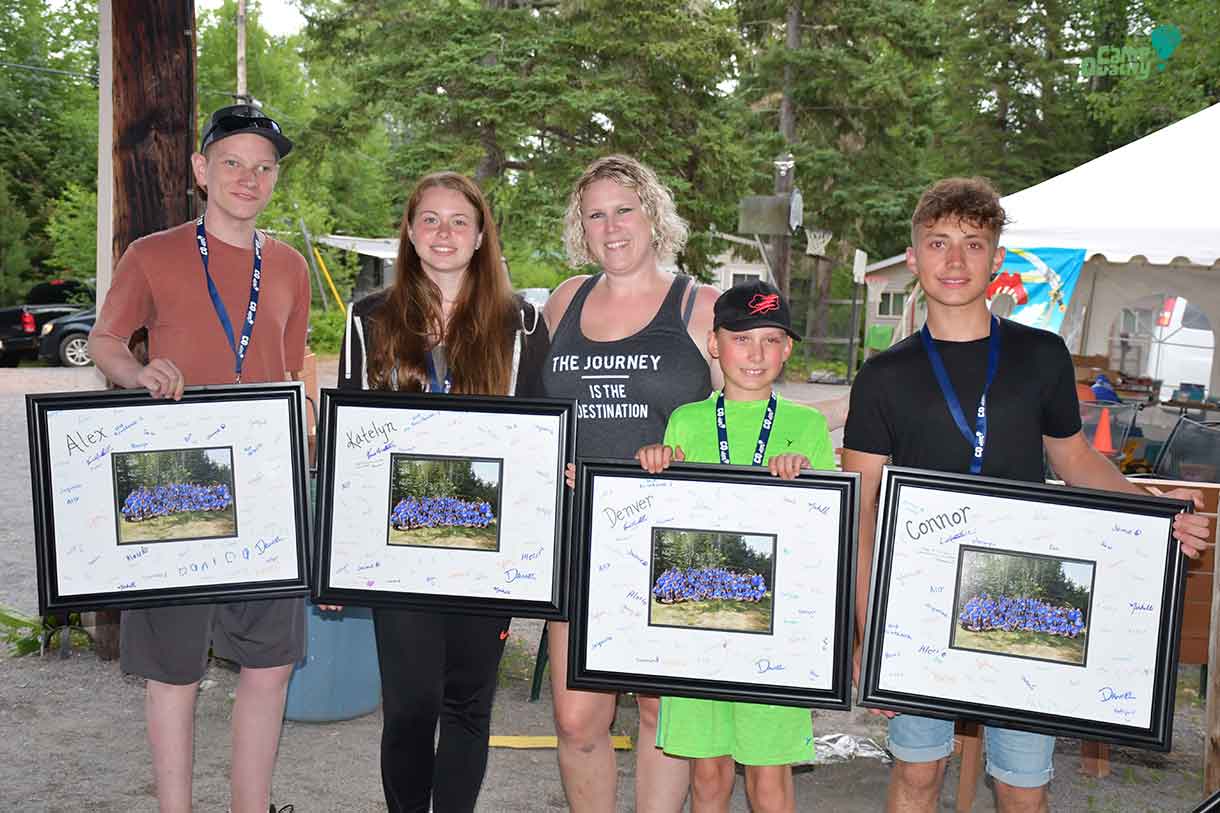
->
[58,334,92,367]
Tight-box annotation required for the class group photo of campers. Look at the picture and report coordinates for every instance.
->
[386,454,502,551]
[950,546,1096,666]
[648,528,777,634]
[111,447,238,544]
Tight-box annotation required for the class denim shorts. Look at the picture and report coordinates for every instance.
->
[887,714,1054,789]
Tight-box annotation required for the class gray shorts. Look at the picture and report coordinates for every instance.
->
[120,597,306,685]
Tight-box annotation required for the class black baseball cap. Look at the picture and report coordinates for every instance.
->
[199,104,293,158]
[713,279,800,341]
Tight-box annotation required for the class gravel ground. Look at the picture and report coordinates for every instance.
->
[0,362,1212,811]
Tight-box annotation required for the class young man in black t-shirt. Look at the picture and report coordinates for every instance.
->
[843,177,1210,813]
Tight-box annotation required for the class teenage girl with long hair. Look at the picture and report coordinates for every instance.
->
[336,171,550,813]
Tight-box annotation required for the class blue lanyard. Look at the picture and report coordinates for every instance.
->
[920,316,1002,474]
[425,350,452,394]
[716,391,777,466]
[195,217,262,383]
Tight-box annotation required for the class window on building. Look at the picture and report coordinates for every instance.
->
[878,291,906,317]
[731,272,763,288]
[1121,307,1155,336]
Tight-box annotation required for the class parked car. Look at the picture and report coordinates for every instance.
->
[38,307,95,367]
[0,280,92,366]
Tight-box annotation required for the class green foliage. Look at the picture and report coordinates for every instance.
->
[307,305,347,355]
[0,0,98,297]
[1085,1,1220,144]
[302,0,761,279]
[0,169,35,304]
[959,551,1090,613]
[391,458,499,505]
[8,0,1217,328]
[44,181,96,277]
[0,606,91,656]
[652,530,771,575]
[113,449,234,498]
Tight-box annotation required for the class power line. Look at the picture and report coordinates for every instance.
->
[0,60,99,85]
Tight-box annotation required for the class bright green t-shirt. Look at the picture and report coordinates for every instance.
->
[656,391,834,765]
[662,391,835,471]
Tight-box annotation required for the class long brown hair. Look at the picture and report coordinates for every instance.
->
[367,172,516,394]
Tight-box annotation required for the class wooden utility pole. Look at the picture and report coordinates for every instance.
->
[772,154,794,299]
[771,2,801,300]
[93,0,196,659]
[236,0,248,102]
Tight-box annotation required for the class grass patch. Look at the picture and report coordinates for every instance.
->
[649,594,773,633]
[388,522,499,551]
[952,626,1086,665]
[497,632,538,687]
[117,508,237,543]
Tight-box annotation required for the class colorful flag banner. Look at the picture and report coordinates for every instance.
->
[987,247,1086,334]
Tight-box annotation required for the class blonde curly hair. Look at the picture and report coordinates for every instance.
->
[562,155,689,269]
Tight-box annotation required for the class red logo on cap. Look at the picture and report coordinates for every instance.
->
[748,293,780,315]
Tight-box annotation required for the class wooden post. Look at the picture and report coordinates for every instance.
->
[1206,521,1220,794]
[91,0,196,660]
[236,0,248,102]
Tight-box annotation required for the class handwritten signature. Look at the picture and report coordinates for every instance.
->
[754,658,786,674]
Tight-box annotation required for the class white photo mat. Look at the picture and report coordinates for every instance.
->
[31,386,307,610]
[318,398,567,609]
[574,464,856,706]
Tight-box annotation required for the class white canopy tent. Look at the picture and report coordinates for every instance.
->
[1000,102,1220,266]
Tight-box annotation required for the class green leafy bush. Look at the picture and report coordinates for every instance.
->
[308,306,348,356]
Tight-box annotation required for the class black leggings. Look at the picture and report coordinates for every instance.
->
[373,607,511,813]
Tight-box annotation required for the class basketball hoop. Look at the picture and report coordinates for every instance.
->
[805,227,833,257]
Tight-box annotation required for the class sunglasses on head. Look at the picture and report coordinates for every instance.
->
[207,113,283,138]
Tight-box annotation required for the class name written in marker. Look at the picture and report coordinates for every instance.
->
[65,427,108,456]
[604,496,654,529]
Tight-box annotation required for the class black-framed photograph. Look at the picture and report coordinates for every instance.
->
[312,389,575,618]
[858,466,1189,750]
[26,384,310,614]
[568,459,858,709]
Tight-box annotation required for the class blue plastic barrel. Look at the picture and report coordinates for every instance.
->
[284,475,381,722]
[284,603,382,722]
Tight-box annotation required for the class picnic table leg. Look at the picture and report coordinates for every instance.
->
[529,622,549,703]
[1080,741,1111,778]
[955,720,983,812]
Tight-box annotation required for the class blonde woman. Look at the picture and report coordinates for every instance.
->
[540,155,721,812]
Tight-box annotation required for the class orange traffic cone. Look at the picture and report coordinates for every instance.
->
[1091,407,1115,455]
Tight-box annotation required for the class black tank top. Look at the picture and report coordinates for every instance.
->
[542,273,713,459]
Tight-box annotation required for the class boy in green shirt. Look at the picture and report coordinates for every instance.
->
[636,280,834,813]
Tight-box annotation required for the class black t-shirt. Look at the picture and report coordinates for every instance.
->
[844,318,1081,483]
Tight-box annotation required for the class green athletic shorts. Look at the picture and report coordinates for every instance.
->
[656,695,815,766]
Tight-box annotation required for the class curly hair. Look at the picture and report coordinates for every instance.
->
[910,177,1009,244]
[366,172,516,395]
[562,155,689,268]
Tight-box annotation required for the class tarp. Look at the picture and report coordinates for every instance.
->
[986,247,1086,333]
[1000,103,1220,266]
